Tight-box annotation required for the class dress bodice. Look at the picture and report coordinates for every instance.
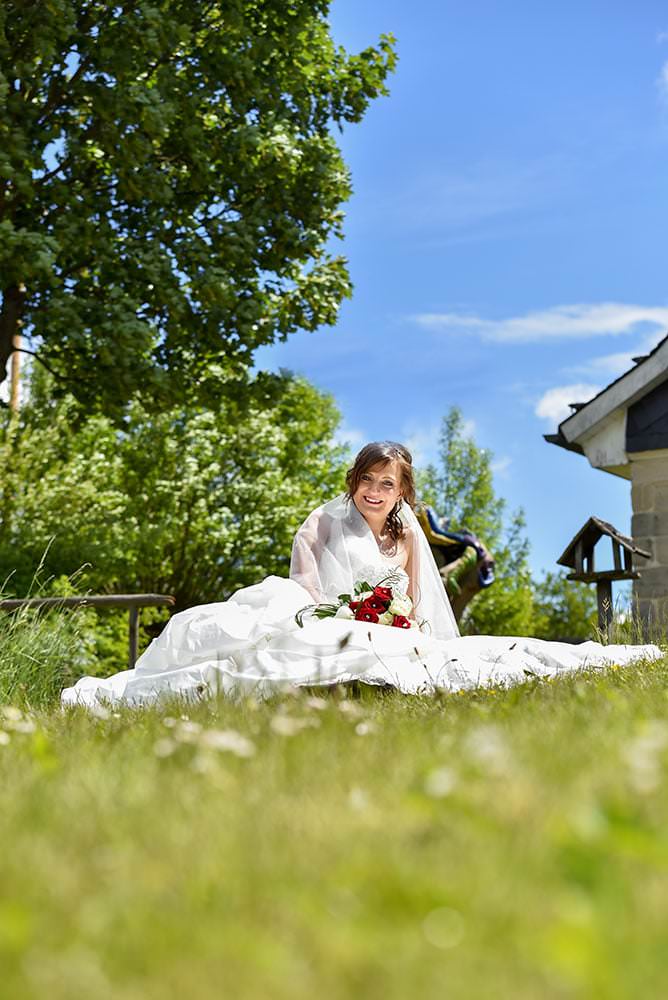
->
[356,562,410,597]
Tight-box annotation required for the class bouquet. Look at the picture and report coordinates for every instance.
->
[296,574,416,630]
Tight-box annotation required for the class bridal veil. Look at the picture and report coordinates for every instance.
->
[290,494,460,641]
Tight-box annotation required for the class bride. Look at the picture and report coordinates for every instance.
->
[62,441,661,708]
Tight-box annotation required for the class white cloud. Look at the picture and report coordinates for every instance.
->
[658,61,668,101]
[333,423,367,453]
[413,302,668,343]
[658,31,668,44]
[565,326,667,379]
[491,455,512,478]
[535,383,601,425]
[401,422,441,467]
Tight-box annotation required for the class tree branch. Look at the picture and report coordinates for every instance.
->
[13,348,68,382]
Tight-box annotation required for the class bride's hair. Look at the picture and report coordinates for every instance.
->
[345,441,416,544]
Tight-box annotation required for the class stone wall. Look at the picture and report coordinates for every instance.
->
[630,449,668,630]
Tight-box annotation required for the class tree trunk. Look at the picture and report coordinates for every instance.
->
[0,286,24,392]
[9,333,20,413]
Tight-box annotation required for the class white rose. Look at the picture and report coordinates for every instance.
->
[357,590,373,602]
[335,605,355,620]
[388,595,412,617]
[377,611,394,626]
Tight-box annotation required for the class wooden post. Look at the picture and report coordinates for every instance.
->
[612,540,622,571]
[128,606,139,669]
[596,579,613,639]
[0,594,174,669]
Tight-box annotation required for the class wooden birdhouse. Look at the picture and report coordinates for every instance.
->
[557,517,650,637]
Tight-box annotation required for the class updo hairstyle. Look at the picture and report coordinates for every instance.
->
[345,441,416,543]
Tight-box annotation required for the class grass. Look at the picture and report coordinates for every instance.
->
[2,648,668,998]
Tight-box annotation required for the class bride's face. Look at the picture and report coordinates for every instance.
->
[352,460,403,524]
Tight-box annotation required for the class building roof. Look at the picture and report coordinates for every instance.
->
[545,332,668,454]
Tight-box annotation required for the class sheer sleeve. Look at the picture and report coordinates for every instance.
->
[289,507,331,603]
[289,496,360,605]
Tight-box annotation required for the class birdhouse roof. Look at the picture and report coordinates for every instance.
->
[557,516,650,569]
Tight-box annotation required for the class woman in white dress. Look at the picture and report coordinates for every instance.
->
[62,442,661,709]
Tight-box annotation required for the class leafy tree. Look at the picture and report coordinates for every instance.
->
[0,369,347,610]
[417,408,505,550]
[0,1,396,414]
[417,407,597,638]
[533,572,597,642]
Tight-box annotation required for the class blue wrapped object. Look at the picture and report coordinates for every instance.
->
[420,507,495,588]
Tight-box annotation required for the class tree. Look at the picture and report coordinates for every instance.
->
[417,407,597,638]
[0,368,348,609]
[0,1,396,415]
[417,408,506,550]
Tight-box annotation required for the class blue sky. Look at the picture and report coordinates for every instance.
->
[255,0,668,576]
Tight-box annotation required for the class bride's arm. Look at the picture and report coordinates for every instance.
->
[289,508,329,603]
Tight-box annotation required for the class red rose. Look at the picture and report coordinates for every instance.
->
[349,600,362,612]
[361,596,387,613]
[391,615,412,629]
[373,586,393,602]
[355,609,379,623]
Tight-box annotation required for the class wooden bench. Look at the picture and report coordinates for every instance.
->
[0,594,175,668]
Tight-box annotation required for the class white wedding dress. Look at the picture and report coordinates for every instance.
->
[61,496,663,709]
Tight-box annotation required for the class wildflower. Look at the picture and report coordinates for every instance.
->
[305,696,328,711]
[337,700,364,718]
[1,707,22,723]
[355,722,376,736]
[348,786,369,811]
[199,729,256,758]
[424,767,457,798]
[153,738,176,758]
[270,715,320,736]
[173,721,202,743]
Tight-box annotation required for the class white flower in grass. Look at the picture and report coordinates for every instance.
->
[355,722,376,736]
[10,718,36,733]
[1,707,22,723]
[0,731,10,746]
[199,729,256,758]
[348,786,369,811]
[174,721,202,743]
[305,696,328,711]
[337,700,364,718]
[270,715,320,736]
[335,605,355,620]
[153,738,176,758]
[424,767,457,798]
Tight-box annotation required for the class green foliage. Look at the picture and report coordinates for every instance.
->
[418,408,505,549]
[0,370,348,616]
[0,1,396,413]
[533,571,598,641]
[418,407,597,638]
[0,601,84,707]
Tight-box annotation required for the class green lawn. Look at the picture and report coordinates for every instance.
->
[2,654,668,999]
